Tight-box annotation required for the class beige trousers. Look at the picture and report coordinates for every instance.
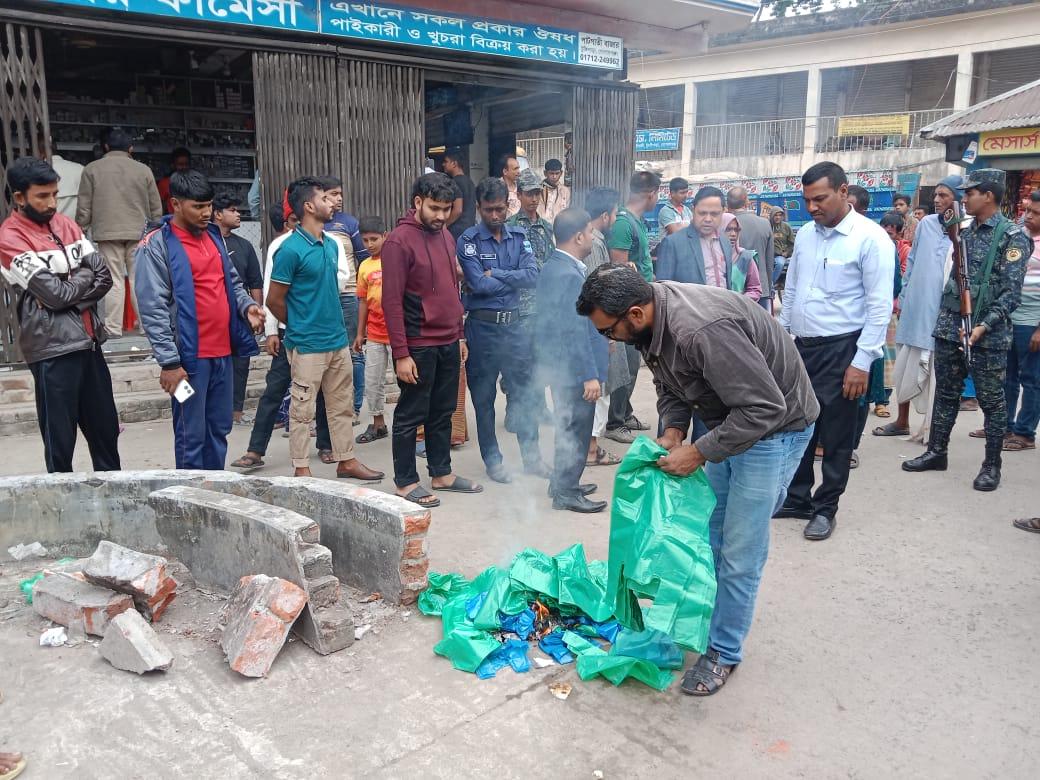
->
[288,347,355,468]
[97,239,138,336]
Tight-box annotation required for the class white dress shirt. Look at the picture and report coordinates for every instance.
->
[779,205,895,371]
[557,247,587,276]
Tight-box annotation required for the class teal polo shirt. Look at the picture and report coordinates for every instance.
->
[270,227,347,354]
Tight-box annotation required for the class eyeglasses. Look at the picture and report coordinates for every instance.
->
[597,314,625,337]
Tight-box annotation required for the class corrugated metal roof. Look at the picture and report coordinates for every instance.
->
[920,78,1040,140]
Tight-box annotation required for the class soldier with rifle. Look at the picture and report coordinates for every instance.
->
[903,169,1031,490]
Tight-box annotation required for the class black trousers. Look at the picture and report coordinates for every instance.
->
[549,382,596,498]
[391,343,460,488]
[232,355,250,413]
[607,343,641,429]
[29,347,121,473]
[784,331,860,520]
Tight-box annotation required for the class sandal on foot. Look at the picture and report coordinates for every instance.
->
[968,428,988,439]
[432,476,484,494]
[873,404,891,418]
[680,649,736,697]
[230,454,265,471]
[1003,434,1035,451]
[1012,517,1040,534]
[0,757,26,780]
[318,449,336,465]
[401,487,440,508]
[586,446,622,466]
[356,425,388,444]
[872,423,909,437]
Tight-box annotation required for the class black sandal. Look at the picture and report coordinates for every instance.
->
[872,423,909,437]
[356,425,388,444]
[680,649,736,697]
[401,486,440,508]
[1012,517,1040,534]
[432,476,483,494]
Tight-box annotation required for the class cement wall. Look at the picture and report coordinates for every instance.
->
[0,471,431,605]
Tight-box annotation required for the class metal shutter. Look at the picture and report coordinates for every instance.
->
[572,85,637,207]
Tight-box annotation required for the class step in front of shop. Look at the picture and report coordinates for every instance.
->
[0,356,273,436]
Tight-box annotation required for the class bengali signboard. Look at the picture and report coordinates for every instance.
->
[635,127,681,153]
[979,127,1040,156]
[40,0,623,70]
[837,114,911,137]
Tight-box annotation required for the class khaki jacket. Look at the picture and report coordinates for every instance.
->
[76,151,162,242]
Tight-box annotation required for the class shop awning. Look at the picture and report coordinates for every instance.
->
[920,78,1040,141]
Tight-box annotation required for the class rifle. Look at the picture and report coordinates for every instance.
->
[941,202,973,362]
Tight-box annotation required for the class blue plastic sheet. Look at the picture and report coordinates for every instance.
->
[537,630,575,664]
[475,639,531,679]
[500,609,536,641]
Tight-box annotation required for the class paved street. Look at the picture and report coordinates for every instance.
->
[1,374,1038,778]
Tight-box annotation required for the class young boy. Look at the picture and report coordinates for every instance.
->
[353,216,391,443]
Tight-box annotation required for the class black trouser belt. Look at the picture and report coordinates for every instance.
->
[795,330,861,347]
[469,309,519,325]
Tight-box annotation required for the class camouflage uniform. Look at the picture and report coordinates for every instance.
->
[503,169,555,419]
[929,182,1032,458]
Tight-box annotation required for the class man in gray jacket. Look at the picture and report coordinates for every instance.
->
[727,186,775,309]
[77,127,162,336]
[576,266,818,698]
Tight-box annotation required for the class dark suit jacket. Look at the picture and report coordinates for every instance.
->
[655,226,733,285]
[732,210,775,295]
[534,249,608,387]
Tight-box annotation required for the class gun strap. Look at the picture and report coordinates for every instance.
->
[976,217,1011,316]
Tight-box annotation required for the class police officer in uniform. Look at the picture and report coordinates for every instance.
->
[503,168,556,431]
[903,169,1031,490]
[458,177,549,483]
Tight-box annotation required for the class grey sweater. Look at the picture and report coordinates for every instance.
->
[643,282,819,462]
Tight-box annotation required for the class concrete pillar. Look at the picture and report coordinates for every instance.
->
[681,80,696,174]
[953,49,973,110]
[801,66,822,173]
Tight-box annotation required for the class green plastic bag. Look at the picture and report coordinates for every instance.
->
[562,631,675,691]
[417,572,471,616]
[607,437,718,652]
[508,544,613,622]
[610,628,685,670]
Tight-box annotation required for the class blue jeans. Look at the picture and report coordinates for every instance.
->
[1005,324,1040,440]
[340,293,365,415]
[172,356,233,470]
[704,423,814,667]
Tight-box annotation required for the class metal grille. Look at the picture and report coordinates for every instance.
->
[815,109,954,152]
[516,134,566,173]
[252,50,339,248]
[571,85,637,207]
[337,57,423,224]
[0,23,50,364]
[693,118,805,159]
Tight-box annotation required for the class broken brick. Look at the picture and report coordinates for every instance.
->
[403,537,427,559]
[32,573,133,636]
[82,541,178,622]
[399,558,429,584]
[99,609,174,674]
[219,575,308,678]
[403,512,431,536]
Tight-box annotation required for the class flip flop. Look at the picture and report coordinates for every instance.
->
[586,446,622,466]
[0,757,26,780]
[229,454,265,471]
[968,428,987,439]
[872,423,909,437]
[401,487,440,508]
[432,476,484,494]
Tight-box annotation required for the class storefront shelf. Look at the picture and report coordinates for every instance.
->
[50,100,253,115]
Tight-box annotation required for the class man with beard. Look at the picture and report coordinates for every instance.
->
[458,177,548,483]
[576,264,818,696]
[382,172,483,507]
[0,156,120,473]
[135,169,266,470]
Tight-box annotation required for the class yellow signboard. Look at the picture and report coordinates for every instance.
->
[979,127,1040,156]
[837,114,911,136]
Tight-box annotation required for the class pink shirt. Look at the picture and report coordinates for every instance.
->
[699,236,727,288]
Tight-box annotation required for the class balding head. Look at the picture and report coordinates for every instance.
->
[727,186,748,211]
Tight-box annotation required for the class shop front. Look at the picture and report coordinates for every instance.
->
[0,0,636,363]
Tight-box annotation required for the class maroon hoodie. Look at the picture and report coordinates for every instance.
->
[381,210,464,360]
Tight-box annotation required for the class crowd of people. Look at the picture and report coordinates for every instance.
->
[1,136,1038,703]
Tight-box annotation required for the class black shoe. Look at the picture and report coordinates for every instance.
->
[486,463,513,484]
[523,460,552,479]
[973,459,1001,492]
[547,483,597,498]
[553,494,607,513]
[803,514,835,541]
[772,505,813,520]
[901,450,948,472]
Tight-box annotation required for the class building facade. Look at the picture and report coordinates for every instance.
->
[631,0,1040,188]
